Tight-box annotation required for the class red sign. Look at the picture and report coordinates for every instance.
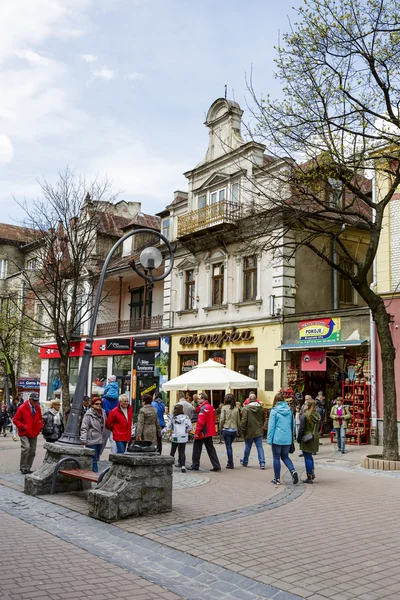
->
[92,339,132,356]
[40,342,85,359]
[40,338,132,359]
[301,350,327,372]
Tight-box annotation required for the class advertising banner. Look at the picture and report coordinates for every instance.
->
[299,318,341,344]
[135,352,155,376]
[301,350,327,371]
[134,337,160,351]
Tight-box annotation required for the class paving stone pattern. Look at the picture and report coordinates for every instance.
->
[0,510,180,600]
[0,483,304,600]
[153,472,305,536]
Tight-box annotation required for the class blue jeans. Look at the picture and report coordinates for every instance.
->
[303,451,314,476]
[115,441,127,454]
[335,426,346,452]
[222,430,237,467]
[87,443,102,472]
[243,436,265,467]
[271,444,295,479]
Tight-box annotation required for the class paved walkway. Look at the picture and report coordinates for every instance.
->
[1,435,400,599]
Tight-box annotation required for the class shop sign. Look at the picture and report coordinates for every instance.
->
[299,318,341,344]
[181,359,198,373]
[179,327,253,348]
[134,338,160,351]
[135,352,155,375]
[301,350,327,371]
[40,339,132,358]
[39,341,85,359]
[105,338,131,351]
[18,378,40,388]
[140,382,157,397]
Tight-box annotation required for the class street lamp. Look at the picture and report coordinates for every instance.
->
[57,228,174,446]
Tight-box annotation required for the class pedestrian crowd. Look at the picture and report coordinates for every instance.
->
[7,382,349,482]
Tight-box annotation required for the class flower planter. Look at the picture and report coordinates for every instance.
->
[361,454,400,471]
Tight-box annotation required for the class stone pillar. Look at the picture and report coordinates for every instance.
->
[24,442,95,497]
[88,452,174,522]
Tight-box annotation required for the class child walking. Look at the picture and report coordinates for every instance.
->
[166,403,192,473]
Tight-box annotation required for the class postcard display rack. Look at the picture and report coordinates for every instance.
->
[330,381,371,445]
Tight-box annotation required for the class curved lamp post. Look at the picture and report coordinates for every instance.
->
[57,228,174,446]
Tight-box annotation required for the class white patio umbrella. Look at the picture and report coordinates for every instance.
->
[162,358,259,391]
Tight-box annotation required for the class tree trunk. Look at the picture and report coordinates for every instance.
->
[59,354,71,419]
[372,300,399,461]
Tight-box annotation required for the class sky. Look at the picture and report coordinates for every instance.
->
[0,0,303,224]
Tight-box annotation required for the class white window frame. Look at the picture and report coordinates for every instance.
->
[205,252,228,307]
[0,259,8,279]
[162,218,171,240]
[27,258,37,270]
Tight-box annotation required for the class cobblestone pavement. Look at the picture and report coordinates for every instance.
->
[0,509,180,600]
[0,484,303,600]
[2,435,400,599]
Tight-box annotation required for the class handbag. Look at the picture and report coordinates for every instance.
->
[289,441,295,454]
[302,421,318,443]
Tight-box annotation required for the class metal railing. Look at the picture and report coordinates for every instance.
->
[96,314,163,336]
[177,201,243,237]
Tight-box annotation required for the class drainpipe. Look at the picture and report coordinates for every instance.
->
[370,174,378,442]
[332,239,339,310]
[117,276,123,333]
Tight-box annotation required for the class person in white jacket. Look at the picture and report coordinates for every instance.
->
[165,403,192,473]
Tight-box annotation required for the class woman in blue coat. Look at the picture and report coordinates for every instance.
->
[267,393,298,486]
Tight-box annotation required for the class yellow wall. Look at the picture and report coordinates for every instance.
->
[168,323,283,408]
[376,171,391,294]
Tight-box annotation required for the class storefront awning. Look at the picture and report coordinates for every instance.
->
[276,340,368,351]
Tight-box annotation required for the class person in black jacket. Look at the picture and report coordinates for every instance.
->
[0,404,10,437]
[8,397,19,440]
[42,399,65,442]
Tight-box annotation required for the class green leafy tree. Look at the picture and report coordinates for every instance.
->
[0,298,39,401]
[247,0,400,459]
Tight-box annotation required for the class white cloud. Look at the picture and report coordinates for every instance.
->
[81,53,97,63]
[0,135,14,165]
[92,66,115,81]
[127,72,146,80]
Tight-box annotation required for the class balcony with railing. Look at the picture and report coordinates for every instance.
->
[96,314,163,337]
[177,201,243,238]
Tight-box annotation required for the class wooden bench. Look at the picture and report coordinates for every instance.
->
[50,457,111,494]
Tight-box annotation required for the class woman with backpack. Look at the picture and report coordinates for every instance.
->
[297,398,321,483]
[165,403,192,472]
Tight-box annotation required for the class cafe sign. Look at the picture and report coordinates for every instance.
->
[299,318,341,344]
[179,326,253,348]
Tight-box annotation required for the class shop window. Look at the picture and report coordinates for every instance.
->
[48,358,61,401]
[129,286,152,320]
[113,355,132,397]
[233,351,258,404]
[339,260,354,304]
[206,350,226,365]
[92,357,108,398]
[243,256,257,301]
[180,353,198,374]
[184,269,195,310]
[212,263,224,305]
[69,357,80,401]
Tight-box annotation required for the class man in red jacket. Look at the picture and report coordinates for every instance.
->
[13,392,43,474]
[189,393,221,472]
